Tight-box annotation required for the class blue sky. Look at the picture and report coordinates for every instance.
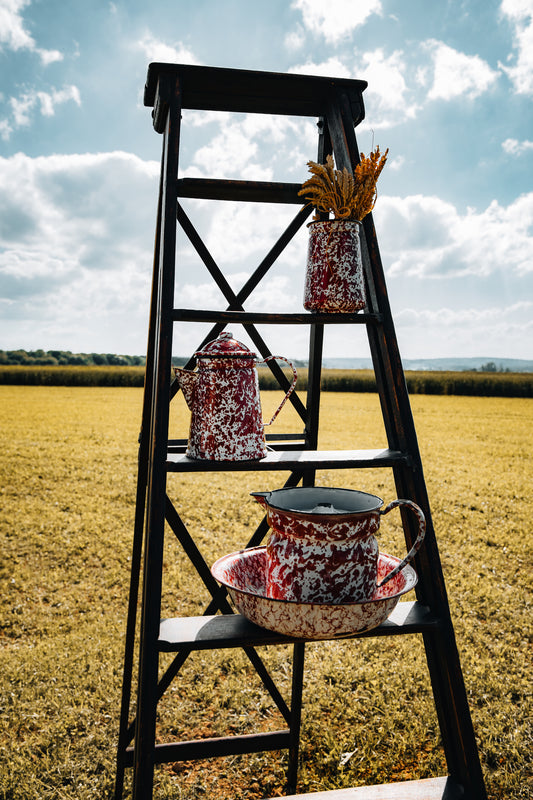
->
[0,0,532,361]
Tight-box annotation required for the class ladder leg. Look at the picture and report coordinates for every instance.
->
[114,460,148,800]
[286,643,306,794]
[395,466,488,800]
[131,73,182,800]
[329,96,487,800]
[114,129,166,800]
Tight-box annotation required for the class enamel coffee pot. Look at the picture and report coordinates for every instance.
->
[251,486,426,603]
[175,332,297,461]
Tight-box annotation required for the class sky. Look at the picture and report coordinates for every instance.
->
[0,0,532,362]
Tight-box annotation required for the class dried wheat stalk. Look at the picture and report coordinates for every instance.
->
[298,147,389,221]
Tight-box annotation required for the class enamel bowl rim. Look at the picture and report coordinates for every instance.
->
[211,545,417,607]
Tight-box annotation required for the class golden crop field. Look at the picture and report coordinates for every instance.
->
[0,386,531,800]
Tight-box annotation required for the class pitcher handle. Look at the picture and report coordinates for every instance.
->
[377,499,426,588]
[261,356,298,427]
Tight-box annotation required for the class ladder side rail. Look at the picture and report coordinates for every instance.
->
[325,94,408,454]
[332,99,487,799]
[363,242,489,797]
[304,321,324,456]
[286,643,306,794]
[360,230,409,453]
[310,106,470,798]
[114,138,167,800]
[303,115,331,460]
[362,209,488,800]
[392,464,488,800]
[131,73,182,800]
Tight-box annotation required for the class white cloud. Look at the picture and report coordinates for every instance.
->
[290,50,417,129]
[184,110,223,127]
[395,301,533,359]
[424,40,499,100]
[190,128,264,180]
[201,201,305,265]
[388,155,406,171]
[499,0,533,94]
[292,0,382,43]
[7,85,81,130]
[136,33,198,64]
[502,137,533,155]
[184,112,313,181]
[357,48,418,127]
[0,152,160,352]
[376,192,533,278]
[177,273,297,315]
[35,46,62,65]
[0,118,12,140]
[289,56,351,79]
[0,0,63,63]
[284,25,306,51]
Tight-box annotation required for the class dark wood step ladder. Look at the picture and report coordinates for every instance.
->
[114,63,487,800]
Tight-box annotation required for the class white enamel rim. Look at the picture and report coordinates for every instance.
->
[211,546,418,607]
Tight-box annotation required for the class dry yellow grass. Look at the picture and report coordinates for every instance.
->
[0,386,531,799]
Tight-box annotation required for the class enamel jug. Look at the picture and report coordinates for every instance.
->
[175,332,297,461]
[251,486,426,603]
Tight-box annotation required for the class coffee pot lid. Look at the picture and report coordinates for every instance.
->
[194,331,257,360]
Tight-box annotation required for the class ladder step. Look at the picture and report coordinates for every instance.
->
[268,776,462,800]
[172,308,382,325]
[166,448,409,472]
[158,602,439,651]
[125,730,291,766]
[144,63,366,120]
[178,177,303,204]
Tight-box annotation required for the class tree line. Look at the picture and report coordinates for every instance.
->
[0,349,146,366]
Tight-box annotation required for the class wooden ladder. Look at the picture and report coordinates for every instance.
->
[114,63,488,800]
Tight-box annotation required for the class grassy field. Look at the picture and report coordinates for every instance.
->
[0,386,531,800]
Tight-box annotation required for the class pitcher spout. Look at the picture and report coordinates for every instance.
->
[250,491,271,509]
[174,367,197,410]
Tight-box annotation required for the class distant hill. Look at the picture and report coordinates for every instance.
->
[321,357,533,373]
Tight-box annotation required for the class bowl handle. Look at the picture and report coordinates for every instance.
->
[377,499,426,588]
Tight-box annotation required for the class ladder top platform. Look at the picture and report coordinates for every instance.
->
[144,62,367,121]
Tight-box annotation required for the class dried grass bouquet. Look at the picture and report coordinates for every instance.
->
[298,147,389,222]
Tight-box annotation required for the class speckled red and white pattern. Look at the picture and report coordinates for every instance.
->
[176,342,297,462]
[186,359,267,461]
[304,220,365,313]
[211,547,418,639]
[266,529,378,602]
[263,506,381,541]
[254,495,426,601]
[264,507,381,603]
